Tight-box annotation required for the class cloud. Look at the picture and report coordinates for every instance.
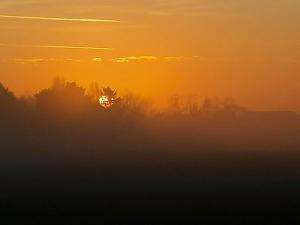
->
[92,58,103,63]
[111,56,159,63]
[0,15,120,23]
[111,56,205,63]
[0,43,113,51]
[35,45,113,51]
[163,56,185,62]
[6,55,207,65]
[112,58,130,63]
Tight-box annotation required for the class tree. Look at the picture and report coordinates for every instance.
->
[52,76,65,90]
[0,83,17,114]
[168,94,201,115]
[120,91,152,117]
[201,97,246,118]
[35,80,91,118]
[87,82,101,103]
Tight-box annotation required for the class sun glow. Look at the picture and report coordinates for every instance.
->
[98,87,119,109]
[99,95,114,108]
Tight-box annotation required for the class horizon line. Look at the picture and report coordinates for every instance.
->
[0,15,121,23]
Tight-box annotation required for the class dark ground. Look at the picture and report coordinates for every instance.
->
[0,83,299,224]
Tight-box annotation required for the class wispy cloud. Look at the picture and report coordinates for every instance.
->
[0,43,114,51]
[0,15,120,23]
[8,56,290,65]
[35,45,113,51]
[111,56,204,63]
[3,55,209,65]
[12,58,82,65]
[111,56,159,63]
[92,58,103,63]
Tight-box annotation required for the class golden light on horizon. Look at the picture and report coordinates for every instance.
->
[0,0,299,112]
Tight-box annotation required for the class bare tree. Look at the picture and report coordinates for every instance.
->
[87,82,101,103]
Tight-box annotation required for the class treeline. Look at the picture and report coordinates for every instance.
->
[1,79,300,223]
[0,77,249,120]
[0,78,299,159]
[0,78,150,120]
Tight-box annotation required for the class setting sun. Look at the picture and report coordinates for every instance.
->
[98,86,119,108]
[99,95,114,108]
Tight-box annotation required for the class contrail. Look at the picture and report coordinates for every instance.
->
[0,15,120,23]
[34,45,113,51]
[0,43,114,51]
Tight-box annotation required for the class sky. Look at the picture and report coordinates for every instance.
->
[0,0,299,111]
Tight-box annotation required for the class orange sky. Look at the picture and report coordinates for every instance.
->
[0,0,299,111]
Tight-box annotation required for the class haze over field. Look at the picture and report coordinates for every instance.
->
[0,0,299,111]
[1,1,300,223]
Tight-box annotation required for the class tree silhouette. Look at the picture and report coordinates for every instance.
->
[87,82,101,103]
[121,91,152,117]
[35,80,91,118]
[201,97,247,118]
[0,83,18,115]
[168,94,201,115]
